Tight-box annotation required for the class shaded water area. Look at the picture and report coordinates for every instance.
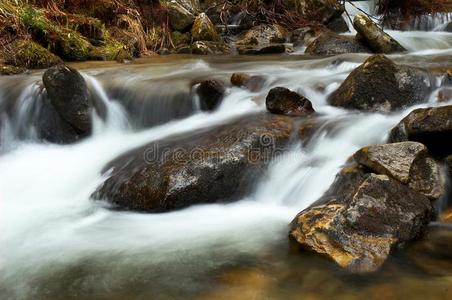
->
[1,25,452,300]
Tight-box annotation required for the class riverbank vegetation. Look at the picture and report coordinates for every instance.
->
[0,0,451,71]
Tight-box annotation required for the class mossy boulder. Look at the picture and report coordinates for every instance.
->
[163,0,196,31]
[4,39,62,69]
[191,13,220,42]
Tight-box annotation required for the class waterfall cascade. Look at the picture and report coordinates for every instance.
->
[0,4,451,299]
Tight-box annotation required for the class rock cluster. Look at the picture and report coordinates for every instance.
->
[290,141,444,273]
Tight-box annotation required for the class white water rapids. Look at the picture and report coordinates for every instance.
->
[0,11,451,300]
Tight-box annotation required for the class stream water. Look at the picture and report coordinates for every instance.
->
[1,6,452,300]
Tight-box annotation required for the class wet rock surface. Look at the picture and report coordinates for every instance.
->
[42,64,93,133]
[354,142,445,200]
[305,31,370,55]
[195,79,226,111]
[290,173,432,273]
[290,139,445,273]
[266,87,315,117]
[353,142,427,184]
[328,55,431,112]
[93,113,319,212]
[388,105,452,156]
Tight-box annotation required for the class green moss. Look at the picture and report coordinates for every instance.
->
[4,39,62,69]
[21,6,53,39]
[59,14,107,46]
[55,28,92,61]
[171,31,191,47]
[89,39,129,61]
[0,64,26,75]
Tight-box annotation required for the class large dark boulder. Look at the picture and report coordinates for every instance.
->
[328,55,431,112]
[43,64,93,133]
[388,105,452,156]
[305,31,370,55]
[195,79,226,111]
[353,15,406,54]
[92,113,319,212]
[266,87,315,117]
[35,92,87,144]
[290,173,432,273]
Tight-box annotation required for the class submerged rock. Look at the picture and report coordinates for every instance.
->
[290,173,432,273]
[266,87,315,116]
[305,31,370,55]
[328,55,431,112]
[42,64,93,133]
[195,79,226,111]
[93,113,317,212]
[230,73,266,92]
[388,105,452,156]
[191,13,220,42]
[353,15,406,54]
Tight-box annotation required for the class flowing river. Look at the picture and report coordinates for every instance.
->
[1,11,452,300]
